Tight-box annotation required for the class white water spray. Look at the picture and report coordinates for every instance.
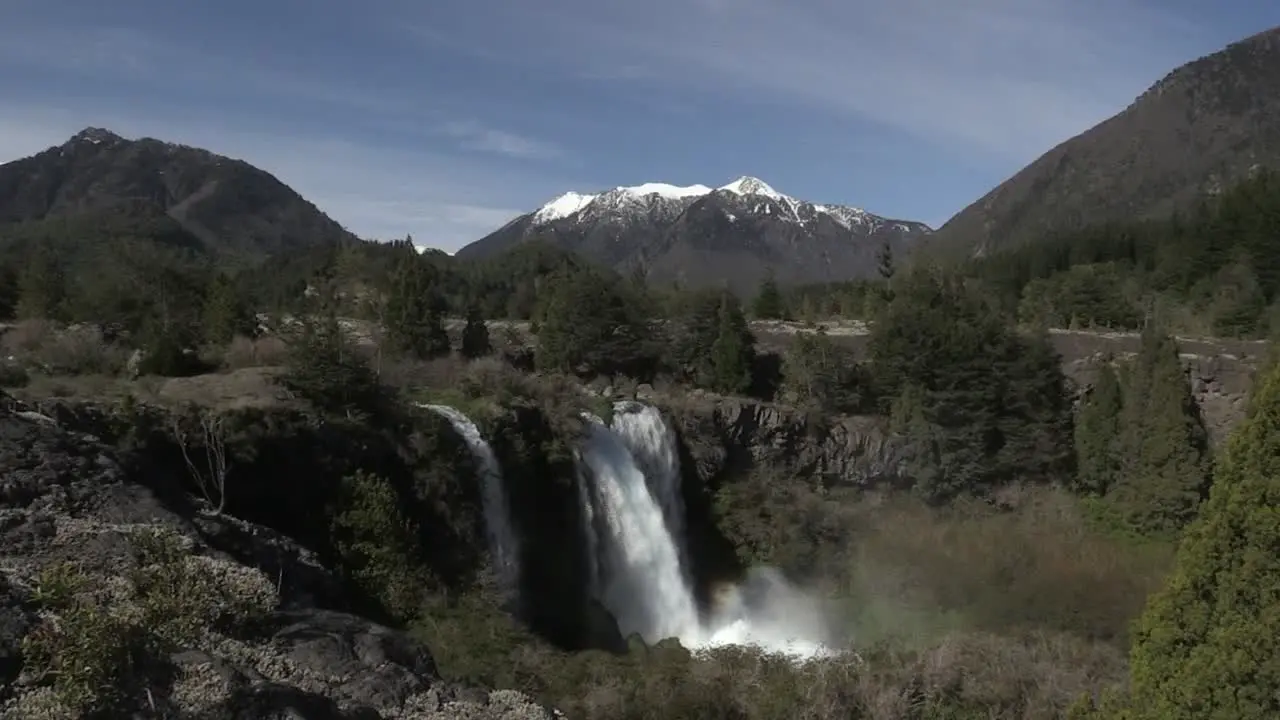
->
[422,405,519,596]
[611,401,688,573]
[577,416,702,641]
[577,403,832,659]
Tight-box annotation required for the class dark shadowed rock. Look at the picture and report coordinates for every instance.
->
[668,397,901,490]
[0,395,560,719]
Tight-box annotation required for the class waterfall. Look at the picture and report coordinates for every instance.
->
[610,401,688,575]
[576,401,833,658]
[422,405,519,596]
[576,415,702,641]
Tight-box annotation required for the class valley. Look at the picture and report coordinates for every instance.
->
[0,16,1278,720]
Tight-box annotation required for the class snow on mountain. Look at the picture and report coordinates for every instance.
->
[458,173,933,293]
[533,191,599,223]
[526,175,889,230]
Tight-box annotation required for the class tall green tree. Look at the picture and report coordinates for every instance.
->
[535,267,651,375]
[1107,326,1211,537]
[383,252,450,360]
[1120,359,1280,720]
[15,244,67,320]
[282,266,385,417]
[460,305,492,359]
[707,291,755,394]
[1073,360,1123,495]
[201,272,256,345]
[782,327,861,411]
[0,266,18,321]
[876,239,895,304]
[751,272,786,320]
[869,270,1073,501]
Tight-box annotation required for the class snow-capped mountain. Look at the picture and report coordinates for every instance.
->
[455,176,932,293]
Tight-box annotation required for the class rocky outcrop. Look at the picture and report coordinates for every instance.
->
[664,397,900,489]
[0,393,559,719]
[1057,334,1263,444]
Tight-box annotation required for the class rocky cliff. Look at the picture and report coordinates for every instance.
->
[0,393,560,719]
[662,396,899,490]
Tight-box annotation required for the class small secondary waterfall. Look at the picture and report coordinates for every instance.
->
[423,405,519,596]
[577,401,833,658]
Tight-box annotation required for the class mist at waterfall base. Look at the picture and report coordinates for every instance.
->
[424,400,835,660]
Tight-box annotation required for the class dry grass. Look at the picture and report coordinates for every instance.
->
[220,334,289,370]
[11,367,298,412]
[1,319,130,376]
[831,488,1173,648]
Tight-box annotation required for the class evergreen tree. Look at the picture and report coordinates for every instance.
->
[869,270,1073,500]
[15,245,66,320]
[1073,359,1123,495]
[535,267,650,375]
[0,266,17,321]
[752,272,786,320]
[383,252,450,360]
[1108,326,1211,537]
[1121,359,1280,720]
[993,326,1075,483]
[706,291,754,394]
[202,272,255,346]
[460,305,492,359]
[782,327,861,411]
[876,239,895,303]
[282,267,384,417]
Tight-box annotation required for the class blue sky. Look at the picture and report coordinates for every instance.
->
[1,1,1277,252]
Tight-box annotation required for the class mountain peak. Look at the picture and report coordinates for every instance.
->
[533,191,598,223]
[68,127,123,146]
[718,176,785,201]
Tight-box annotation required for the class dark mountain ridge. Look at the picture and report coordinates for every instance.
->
[0,127,357,265]
[920,26,1280,260]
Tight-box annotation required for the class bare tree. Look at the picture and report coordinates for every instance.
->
[172,409,230,514]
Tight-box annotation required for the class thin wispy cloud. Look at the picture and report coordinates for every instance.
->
[0,0,1275,247]
[405,0,1208,163]
[440,121,564,160]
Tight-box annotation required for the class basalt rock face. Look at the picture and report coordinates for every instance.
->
[1052,330,1264,443]
[0,394,560,719]
[666,397,901,491]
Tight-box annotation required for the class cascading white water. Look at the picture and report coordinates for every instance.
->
[610,401,688,575]
[577,416,702,642]
[422,405,519,596]
[578,403,832,659]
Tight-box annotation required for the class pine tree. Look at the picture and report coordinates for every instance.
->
[15,245,66,320]
[1073,359,1123,495]
[202,272,255,346]
[1122,360,1280,720]
[383,253,450,360]
[535,267,649,375]
[460,305,492,359]
[707,291,754,394]
[283,268,384,417]
[751,272,785,320]
[869,270,1073,500]
[876,239,895,303]
[1108,327,1211,537]
[782,327,860,411]
[0,266,17,321]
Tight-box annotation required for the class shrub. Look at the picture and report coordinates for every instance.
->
[9,529,279,717]
[0,361,29,388]
[5,322,131,376]
[330,470,433,622]
[222,334,289,370]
